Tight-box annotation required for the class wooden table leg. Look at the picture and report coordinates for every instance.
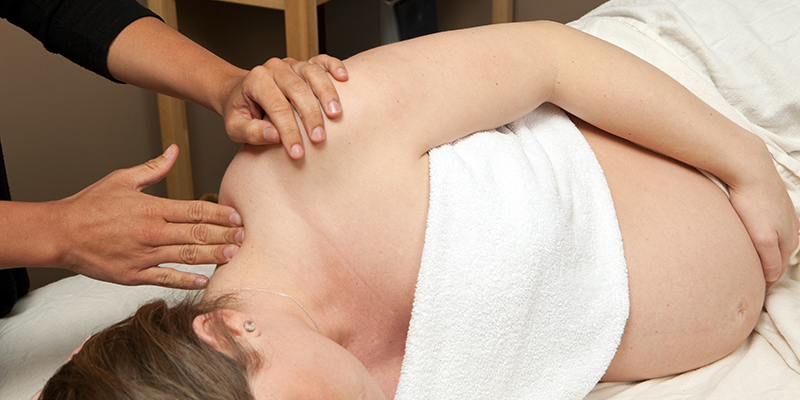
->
[284,0,319,60]
[147,0,195,200]
[492,0,514,24]
[154,95,194,200]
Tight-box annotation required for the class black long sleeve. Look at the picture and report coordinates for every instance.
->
[0,0,161,81]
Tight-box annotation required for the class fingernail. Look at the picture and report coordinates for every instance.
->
[162,145,176,159]
[337,68,347,77]
[229,211,243,226]
[290,144,304,159]
[223,245,238,259]
[235,230,244,245]
[311,127,325,141]
[328,100,342,115]
[264,127,278,142]
[194,276,209,288]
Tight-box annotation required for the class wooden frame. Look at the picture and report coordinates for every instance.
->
[492,0,514,24]
[146,0,513,199]
[147,0,193,200]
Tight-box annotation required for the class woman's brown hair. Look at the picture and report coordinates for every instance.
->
[39,295,263,400]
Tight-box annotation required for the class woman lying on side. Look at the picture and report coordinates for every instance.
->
[40,21,798,400]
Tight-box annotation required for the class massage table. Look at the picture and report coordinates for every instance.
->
[2,0,799,398]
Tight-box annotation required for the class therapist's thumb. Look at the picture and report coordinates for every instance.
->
[126,144,179,191]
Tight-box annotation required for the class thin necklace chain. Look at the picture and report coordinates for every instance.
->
[208,288,322,333]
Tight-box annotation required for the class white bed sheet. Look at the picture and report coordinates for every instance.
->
[2,0,800,399]
[0,264,215,400]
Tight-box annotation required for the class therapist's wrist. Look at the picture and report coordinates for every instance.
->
[39,200,73,270]
[209,66,249,118]
[0,201,63,269]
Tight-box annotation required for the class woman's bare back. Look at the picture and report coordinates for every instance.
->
[216,109,763,389]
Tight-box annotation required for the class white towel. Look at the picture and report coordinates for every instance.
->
[395,104,629,399]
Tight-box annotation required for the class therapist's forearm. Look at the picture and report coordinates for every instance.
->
[106,16,243,117]
[0,201,61,269]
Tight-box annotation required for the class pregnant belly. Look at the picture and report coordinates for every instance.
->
[573,117,765,381]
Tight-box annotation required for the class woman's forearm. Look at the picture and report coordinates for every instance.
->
[545,22,770,189]
[106,16,242,116]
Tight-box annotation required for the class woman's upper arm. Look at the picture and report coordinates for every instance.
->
[338,21,561,157]
[342,20,768,191]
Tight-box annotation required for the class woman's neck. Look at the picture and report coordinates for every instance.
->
[205,235,334,327]
[205,233,411,391]
[205,232,406,344]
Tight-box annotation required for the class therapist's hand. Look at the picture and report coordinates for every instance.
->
[222,55,349,158]
[729,158,799,287]
[55,145,243,289]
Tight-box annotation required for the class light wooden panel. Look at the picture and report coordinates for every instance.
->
[284,0,319,60]
[147,0,195,200]
[492,0,514,23]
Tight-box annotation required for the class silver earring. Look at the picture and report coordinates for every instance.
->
[244,320,256,332]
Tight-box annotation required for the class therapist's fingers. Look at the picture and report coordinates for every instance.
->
[159,197,243,228]
[110,244,231,289]
[124,144,178,190]
[261,57,317,157]
[223,88,280,146]
[295,61,343,125]
[303,54,348,119]
[153,221,245,249]
[225,56,347,155]
[258,58,310,159]
[131,264,212,290]
[307,54,349,82]
[233,117,280,146]
[123,146,242,230]
[226,59,305,154]
[147,243,236,272]
[278,59,332,144]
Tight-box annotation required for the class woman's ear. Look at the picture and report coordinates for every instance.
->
[192,309,258,352]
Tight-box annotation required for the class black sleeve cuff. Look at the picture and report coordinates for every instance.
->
[1,0,163,83]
